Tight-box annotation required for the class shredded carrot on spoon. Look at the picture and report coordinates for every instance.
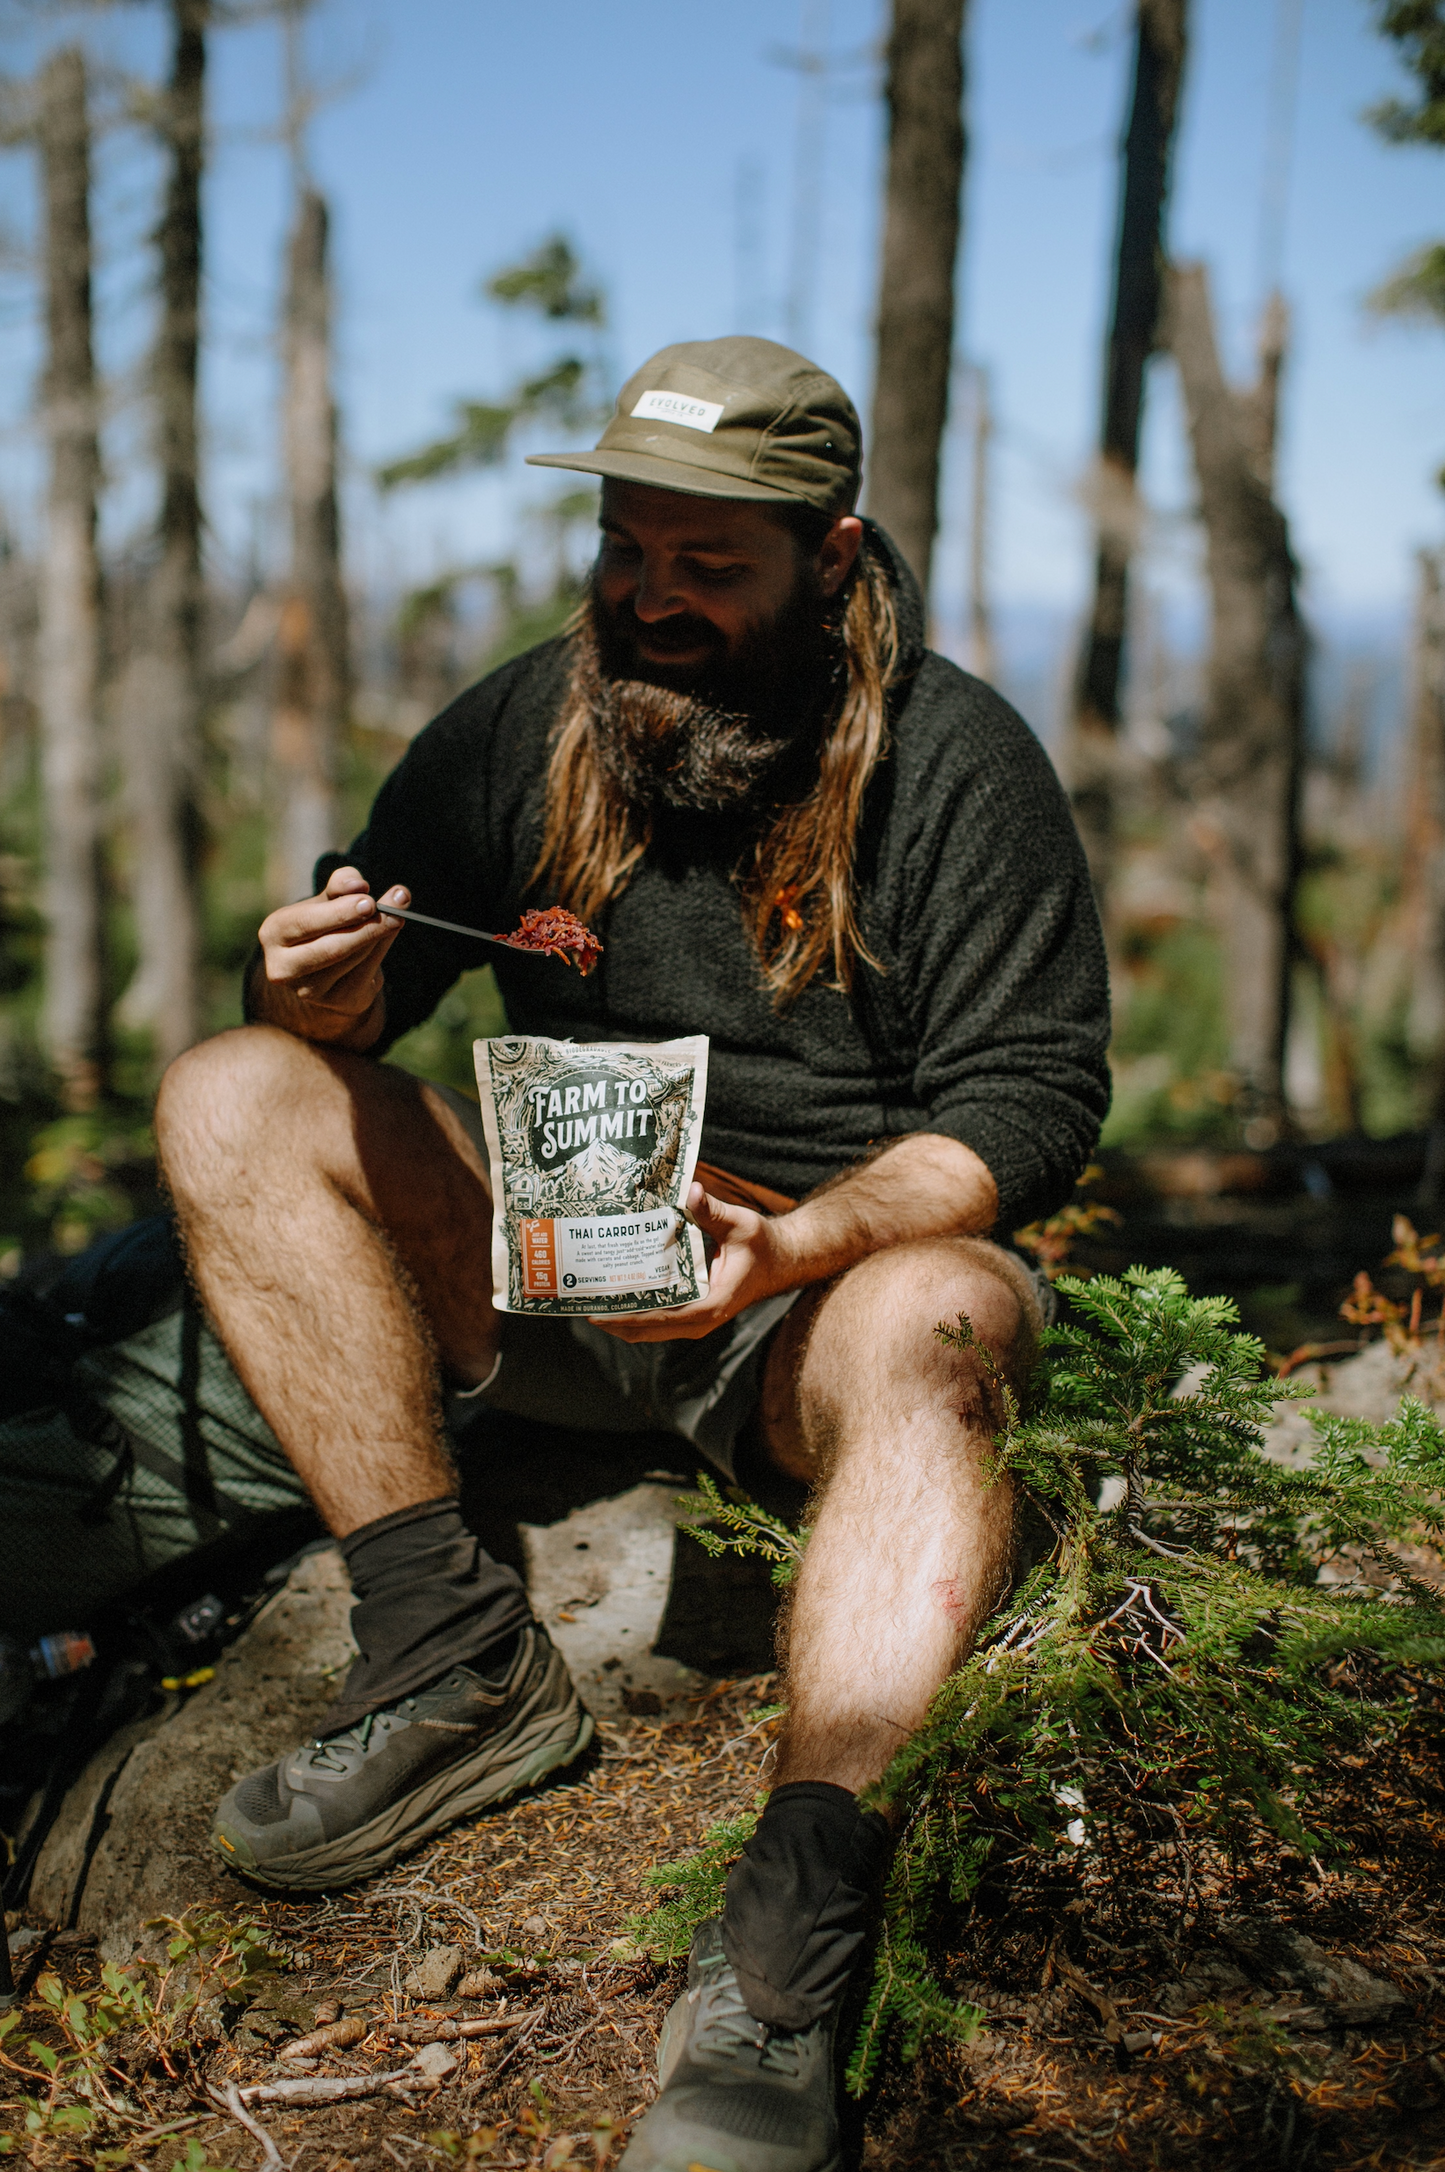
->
[497,906,603,975]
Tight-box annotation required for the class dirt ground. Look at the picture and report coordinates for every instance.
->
[4,1665,1443,2172]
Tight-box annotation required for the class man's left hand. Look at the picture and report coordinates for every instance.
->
[587,1133,999,1344]
[588,1182,792,1343]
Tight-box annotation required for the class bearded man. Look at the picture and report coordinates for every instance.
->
[152,337,1110,2172]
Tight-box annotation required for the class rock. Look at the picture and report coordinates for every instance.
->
[1262,1340,1444,1469]
[233,1979,319,2054]
[404,1944,464,2000]
[1154,1956,1251,2015]
[521,1484,708,1716]
[27,1712,174,1931]
[1259,1343,1445,1588]
[30,1547,355,1952]
[412,2040,460,2082]
[1221,1920,1408,2025]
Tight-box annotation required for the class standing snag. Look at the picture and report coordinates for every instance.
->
[1168,264,1306,1135]
[1070,0,1189,897]
[272,186,348,908]
[117,0,207,1067]
[867,0,968,607]
[36,46,106,1109]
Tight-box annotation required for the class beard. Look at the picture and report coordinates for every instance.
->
[577,564,844,818]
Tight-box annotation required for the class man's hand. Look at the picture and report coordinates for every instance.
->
[590,1182,793,1343]
[251,866,410,1049]
[590,1133,1000,1344]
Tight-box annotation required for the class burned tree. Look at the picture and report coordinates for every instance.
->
[1168,263,1306,1136]
[118,0,206,1065]
[1071,0,1189,886]
[964,362,996,685]
[1403,549,1445,1118]
[272,186,348,904]
[36,47,106,1107]
[867,0,967,607]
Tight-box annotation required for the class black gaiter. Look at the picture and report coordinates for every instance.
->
[721,1781,893,2031]
[322,1497,532,1734]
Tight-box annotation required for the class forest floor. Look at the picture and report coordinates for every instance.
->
[3,1662,1443,2172]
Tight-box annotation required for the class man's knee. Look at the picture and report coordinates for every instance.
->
[809,1237,1041,1402]
[155,1025,318,1187]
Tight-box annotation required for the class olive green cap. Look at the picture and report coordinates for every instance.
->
[527,335,862,515]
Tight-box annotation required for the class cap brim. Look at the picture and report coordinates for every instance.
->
[526,450,806,503]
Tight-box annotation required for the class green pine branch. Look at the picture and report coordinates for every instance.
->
[484,235,605,325]
[676,1471,810,1590]
[376,359,589,492]
[1367,242,1445,325]
[1366,1,1445,146]
[377,230,606,492]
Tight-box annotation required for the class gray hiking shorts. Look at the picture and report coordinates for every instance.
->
[432,1086,800,1483]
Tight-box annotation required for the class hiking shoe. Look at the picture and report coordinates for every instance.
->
[211,1625,591,1891]
[618,1918,841,2172]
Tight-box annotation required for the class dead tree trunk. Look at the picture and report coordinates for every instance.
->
[1402,550,1445,1097]
[1071,0,1189,885]
[965,363,996,683]
[1168,262,1306,1137]
[867,0,966,607]
[271,187,348,904]
[36,48,106,1108]
[118,0,206,1064]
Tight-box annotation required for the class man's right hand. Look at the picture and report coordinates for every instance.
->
[252,867,410,1048]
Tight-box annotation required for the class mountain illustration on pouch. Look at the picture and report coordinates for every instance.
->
[475,1034,709,1318]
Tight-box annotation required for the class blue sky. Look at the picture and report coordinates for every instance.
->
[0,0,1439,654]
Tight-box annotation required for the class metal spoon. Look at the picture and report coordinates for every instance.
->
[375,901,513,947]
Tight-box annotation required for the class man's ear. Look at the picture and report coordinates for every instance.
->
[817,516,864,598]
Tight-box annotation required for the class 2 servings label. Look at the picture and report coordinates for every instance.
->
[520,1210,685,1300]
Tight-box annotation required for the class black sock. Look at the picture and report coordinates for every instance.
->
[721,1782,892,2031]
[323,1497,532,1733]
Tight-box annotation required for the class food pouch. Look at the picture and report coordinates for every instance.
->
[474,1034,710,1317]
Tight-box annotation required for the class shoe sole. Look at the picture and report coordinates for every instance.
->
[622,1933,844,2172]
[656,1988,689,2087]
[218,1667,593,1892]
[619,2096,842,2172]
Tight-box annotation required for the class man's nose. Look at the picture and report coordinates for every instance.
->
[630,556,688,621]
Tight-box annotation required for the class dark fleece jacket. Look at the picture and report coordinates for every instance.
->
[304,527,1110,1230]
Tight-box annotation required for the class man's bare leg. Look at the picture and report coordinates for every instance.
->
[618,1241,1036,2170]
[161,1026,592,1889]
[155,1024,497,1537]
[760,1236,1035,1795]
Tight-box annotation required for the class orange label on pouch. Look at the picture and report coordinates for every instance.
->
[520,1217,557,1297]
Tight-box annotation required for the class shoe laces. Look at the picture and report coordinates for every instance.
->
[300,1702,411,1773]
[693,1963,807,2080]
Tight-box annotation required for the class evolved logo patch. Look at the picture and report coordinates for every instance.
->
[630,387,725,433]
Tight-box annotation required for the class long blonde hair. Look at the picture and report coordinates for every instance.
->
[532,545,901,1008]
